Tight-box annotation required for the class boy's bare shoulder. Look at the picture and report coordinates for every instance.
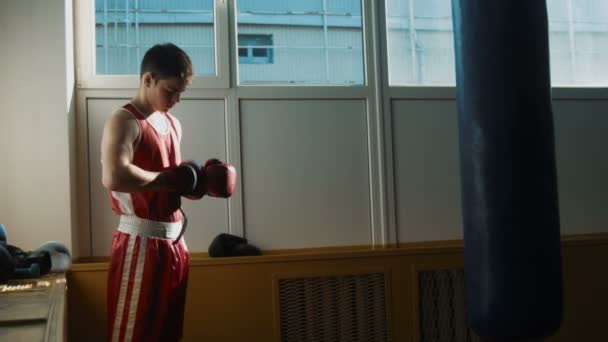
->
[104,107,139,129]
[110,107,137,121]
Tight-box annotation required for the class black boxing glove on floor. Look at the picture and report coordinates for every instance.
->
[208,233,262,258]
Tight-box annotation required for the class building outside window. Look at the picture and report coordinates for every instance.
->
[94,0,216,76]
[385,0,608,86]
[238,34,274,64]
[93,0,607,87]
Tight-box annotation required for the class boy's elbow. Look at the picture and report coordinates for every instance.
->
[102,176,116,191]
[102,172,120,191]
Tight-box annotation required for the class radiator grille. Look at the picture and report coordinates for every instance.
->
[419,269,481,342]
[278,272,388,342]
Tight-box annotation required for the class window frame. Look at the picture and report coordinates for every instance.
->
[74,0,230,89]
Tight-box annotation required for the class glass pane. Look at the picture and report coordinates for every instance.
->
[236,0,365,85]
[95,0,215,76]
[252,48,268,57]
[386,0,608,87]
[386,0,455,86]
[547,0,608,86]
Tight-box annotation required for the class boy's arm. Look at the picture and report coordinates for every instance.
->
[101,109,167,192]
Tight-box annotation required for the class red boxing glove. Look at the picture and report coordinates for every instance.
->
[203,158,237,198]
[163,160,202,196]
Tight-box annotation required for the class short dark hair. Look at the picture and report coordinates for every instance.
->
[140,43,193,82]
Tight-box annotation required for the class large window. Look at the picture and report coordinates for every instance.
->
[235,0,366,85]
[386,0,608,86]
[85,0,607,88]
[94,0,216,76]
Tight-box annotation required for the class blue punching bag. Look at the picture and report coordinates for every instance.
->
[451,0,562,339]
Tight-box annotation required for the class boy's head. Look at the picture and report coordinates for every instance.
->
[140,43,193,83]
[139,43,193,112]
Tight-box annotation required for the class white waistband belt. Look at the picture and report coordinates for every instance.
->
[118,215,183,240]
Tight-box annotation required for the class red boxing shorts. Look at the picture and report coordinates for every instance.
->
[107,215,190,342]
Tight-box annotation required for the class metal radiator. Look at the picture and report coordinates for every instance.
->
[419,269,481,342]
[277,272,389,342]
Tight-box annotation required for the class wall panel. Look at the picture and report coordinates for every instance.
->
[240,99,371,249]
[391,99,462,242]
[86,98,228,255]
[553,100,608,235]
[390,98,608,242]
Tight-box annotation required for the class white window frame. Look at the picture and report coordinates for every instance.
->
[74,0,230,89]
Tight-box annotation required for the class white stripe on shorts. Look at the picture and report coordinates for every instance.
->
[112,235,135,342]
[124,236,147,341]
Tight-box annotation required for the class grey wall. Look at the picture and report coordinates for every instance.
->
[81,95,608,256]
[391,100,462,241]
[390,98,608,242]
[240,99,371,249]
[0,0,75,251]
[553,100,608,234]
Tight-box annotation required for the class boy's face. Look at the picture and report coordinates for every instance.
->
[143,73,191,113]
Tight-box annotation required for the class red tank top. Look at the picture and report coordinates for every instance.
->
[109,103,183,223]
